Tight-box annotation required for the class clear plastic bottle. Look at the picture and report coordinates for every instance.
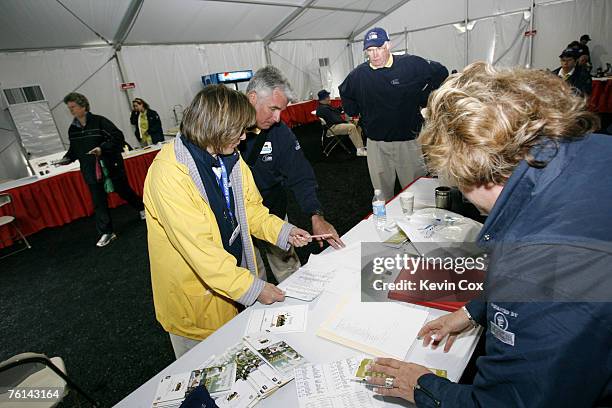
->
[372,189,387,228]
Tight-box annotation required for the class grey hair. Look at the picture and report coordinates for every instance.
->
[63,92,90,111]
[246,65,296,102]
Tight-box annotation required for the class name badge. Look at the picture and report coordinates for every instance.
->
[229,223,241,245]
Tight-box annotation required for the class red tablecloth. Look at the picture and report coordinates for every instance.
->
[589,79,612,113]
[0,149,159,248]
[280,98,343,128]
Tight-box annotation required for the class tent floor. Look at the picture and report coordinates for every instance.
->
[0,123,377,407]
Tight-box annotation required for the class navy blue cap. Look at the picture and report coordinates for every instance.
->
[317,89,330,100]
[363,27,389,50]
[559,48,579,59]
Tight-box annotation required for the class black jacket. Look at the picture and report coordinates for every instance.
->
[552,65,592,95]
[339,54,448,141]
[239,122,322,219]
[130,109,164,144]
[64,112,126,185]
[316,104,345,126]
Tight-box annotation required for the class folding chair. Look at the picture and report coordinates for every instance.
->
[0,352,99,407]
[0,193,31,259]
[311,111,352,157]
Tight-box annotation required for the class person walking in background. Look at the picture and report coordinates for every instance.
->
[130,97,164,146]
[339,27,448,200]
[58,92,145,248]
[143,85,311,358]
[315,89,367,156]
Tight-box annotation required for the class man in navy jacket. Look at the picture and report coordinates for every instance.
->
[240,66,345,283]
[365,62,611,407]
[339,27,448,200]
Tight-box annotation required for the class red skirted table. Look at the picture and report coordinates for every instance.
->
[589,78,612,113]
[280,98,343,128]
[0,148,159,248]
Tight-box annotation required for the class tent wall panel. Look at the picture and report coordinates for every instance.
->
[468,12,530,67]
[121,43,266,131]
[0,47,134,147]
[533,0,611,71]
[269,40,351,100]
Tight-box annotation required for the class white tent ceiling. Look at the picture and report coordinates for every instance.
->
[0,0,413,51]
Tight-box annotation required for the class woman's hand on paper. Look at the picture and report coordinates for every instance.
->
[418,308,473,352]
[365,358,431,403]
[257,282,285,305]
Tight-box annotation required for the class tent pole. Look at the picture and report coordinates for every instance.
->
[464,0,469,68]
[264,41,272,65]
[113,51,135,113]
[347,41,355,69]
[527,0,535,68]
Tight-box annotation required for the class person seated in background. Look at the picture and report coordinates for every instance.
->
[552,48,592,95]
[365,62,611,407]
[130,97,164,146]
[143,85,311,359]
[59,92,145,248]
[315,89,367,157]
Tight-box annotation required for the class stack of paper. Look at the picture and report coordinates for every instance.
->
[294,357,384,408]
[245,305,308,335]
[151,332,307,408]
[277,266,335,301]
[152,356,215,408]
[317,299,429,359]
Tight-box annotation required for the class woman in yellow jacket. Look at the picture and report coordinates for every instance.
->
[143,85,311,358]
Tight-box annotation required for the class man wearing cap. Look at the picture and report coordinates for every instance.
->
[339,27,448,200]
[315,89,367,156]
[553,48,592,96]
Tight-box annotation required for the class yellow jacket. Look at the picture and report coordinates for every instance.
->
[143,138,292,340]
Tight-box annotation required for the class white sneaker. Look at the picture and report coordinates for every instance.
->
[140,210,146,220]
[356,147,367,157]
[96,233,117,247]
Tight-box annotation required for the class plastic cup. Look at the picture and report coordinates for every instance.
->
[399,191,415,216]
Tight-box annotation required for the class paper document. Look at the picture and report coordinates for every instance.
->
[245,305,308,335]
[294,357,384,408]
[317,299,429,359]
[278,266,335,301]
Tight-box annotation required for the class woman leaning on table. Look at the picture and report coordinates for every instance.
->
[365,62,611,406]
[143,85,311,359]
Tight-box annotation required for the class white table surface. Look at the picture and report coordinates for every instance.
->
[0,145,163,193]
[115,178,482,408]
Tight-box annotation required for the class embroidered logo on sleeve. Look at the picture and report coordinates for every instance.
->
[490,303,517,346]
[260,141,272,154]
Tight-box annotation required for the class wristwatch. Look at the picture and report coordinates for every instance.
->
[461,305,479,328]
[310,209,325,218]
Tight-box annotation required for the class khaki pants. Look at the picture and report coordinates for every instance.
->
[366,139,426,201]
[330,123,364,149]
[254,239,301,283]
[169,332,200,359]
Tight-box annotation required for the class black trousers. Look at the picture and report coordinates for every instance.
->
[87,175,144,234]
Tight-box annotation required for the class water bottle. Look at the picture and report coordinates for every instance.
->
[372,189,387,228]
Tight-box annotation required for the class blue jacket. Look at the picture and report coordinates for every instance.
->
[415,134,612,407]
[239,122,322,219]
[339,54,447,141]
